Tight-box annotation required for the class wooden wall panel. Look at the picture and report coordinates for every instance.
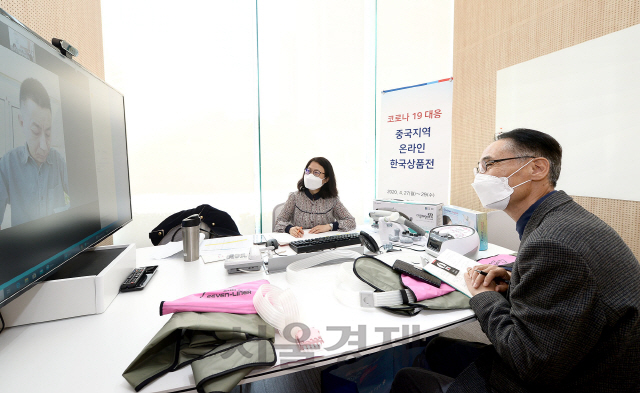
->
[0,0,104,79]
[452,0,640,258]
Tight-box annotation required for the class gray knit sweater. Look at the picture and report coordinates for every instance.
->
[274,190,356,233]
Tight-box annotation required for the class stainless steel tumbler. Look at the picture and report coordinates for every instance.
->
[182,214,200,262]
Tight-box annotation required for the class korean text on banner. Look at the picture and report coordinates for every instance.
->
[377,79,453,203]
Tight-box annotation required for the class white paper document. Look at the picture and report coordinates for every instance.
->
[201,236,250,252]
[200,253,226,264]
[200,248,252,264]
[422,249,480,298]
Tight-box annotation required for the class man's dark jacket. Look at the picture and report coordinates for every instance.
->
[452,191,640,392]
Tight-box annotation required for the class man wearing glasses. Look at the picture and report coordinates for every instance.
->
[391,129,640,393]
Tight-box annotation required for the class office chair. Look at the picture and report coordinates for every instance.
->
[272,203,285,232]
[149,204,241,246]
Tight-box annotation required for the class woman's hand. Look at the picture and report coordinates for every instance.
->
[289,226,304,238]
[309,224,332,234]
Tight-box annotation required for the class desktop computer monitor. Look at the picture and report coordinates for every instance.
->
[0,9,132,310]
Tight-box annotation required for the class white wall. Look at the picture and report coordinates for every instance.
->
[101,0,453,248]
[258,0,376,231]
[496,23,640,202]
[102,1,259,247]
[377,1,454,92]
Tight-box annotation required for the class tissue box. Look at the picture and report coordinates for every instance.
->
[372,200,443,232]
[442,205,488,251]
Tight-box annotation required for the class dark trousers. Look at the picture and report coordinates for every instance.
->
[390,337,488,393]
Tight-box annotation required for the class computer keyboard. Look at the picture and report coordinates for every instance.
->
[289,233,362,253]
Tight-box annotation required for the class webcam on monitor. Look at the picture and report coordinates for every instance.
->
[51,37,78,59]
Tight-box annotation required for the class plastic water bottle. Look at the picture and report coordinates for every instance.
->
[389,227,400,242]
[378,218,393,251]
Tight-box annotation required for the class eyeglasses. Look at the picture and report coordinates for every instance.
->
[305,168,325,178]
[474,156,535,175]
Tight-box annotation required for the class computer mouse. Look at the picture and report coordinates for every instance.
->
[265,238,279,250]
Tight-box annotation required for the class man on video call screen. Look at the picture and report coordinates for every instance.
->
[0,77,69,229]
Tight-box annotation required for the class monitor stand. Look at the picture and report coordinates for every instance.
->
[1,244,136,328]
[47,247,125,279]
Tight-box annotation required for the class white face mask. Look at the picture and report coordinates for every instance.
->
[471,159,534,210]
[304,173,324,191]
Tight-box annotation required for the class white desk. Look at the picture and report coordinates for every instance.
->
[0,236,513,393]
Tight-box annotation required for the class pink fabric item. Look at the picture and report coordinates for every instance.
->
[476,254,517,266]
[160,279,269,316]
[401,274,455,301]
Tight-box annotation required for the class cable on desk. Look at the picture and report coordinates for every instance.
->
[272,249,287,256]
[238,268,263,274]
[0,311,5,335]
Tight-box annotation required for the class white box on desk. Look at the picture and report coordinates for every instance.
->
[2,243,136,327]
[442,205,488,251]
[372,200,443,232]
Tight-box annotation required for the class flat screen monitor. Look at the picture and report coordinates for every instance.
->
[0,9,132,310]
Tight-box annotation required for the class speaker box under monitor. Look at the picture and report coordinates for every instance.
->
[2,244,136,327]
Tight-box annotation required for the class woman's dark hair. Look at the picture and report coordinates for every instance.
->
[496,128,562,187]
[297,157,339,198]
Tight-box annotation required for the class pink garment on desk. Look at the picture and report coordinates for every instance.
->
[401,274,455,301]
[160,279,269,316]
[476,254,516,266]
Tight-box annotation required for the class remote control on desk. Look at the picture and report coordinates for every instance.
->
[120,265,158,292]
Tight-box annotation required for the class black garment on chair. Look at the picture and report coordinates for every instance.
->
[149,204,241,246]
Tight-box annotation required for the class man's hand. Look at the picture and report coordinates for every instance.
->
[309,224,332,234]
[464,264,511,296]
[289,226,304,238]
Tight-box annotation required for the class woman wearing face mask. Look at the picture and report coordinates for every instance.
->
[274,157,356,238]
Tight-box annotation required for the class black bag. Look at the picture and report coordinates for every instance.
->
[149,204,241,246]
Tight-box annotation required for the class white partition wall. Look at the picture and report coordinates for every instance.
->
[103,1,259,247]
[258,0,376,232]
[101,1,454,246]
[260,0,454,231]
[496,23,640,202]
[376,0,455,205]
[377,1,454,93]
